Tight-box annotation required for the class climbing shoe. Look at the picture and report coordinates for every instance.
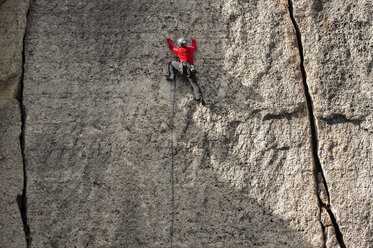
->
[197,98,205,106]
[166,75,174,81]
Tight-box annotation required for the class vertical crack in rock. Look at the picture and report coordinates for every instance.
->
[16,2,31,247]
[287,1,346,247]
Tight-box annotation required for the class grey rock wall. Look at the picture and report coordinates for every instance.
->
[292,0,373,247]
[0,0,371,247]
[0,0,29,247]
[23,0,322,247]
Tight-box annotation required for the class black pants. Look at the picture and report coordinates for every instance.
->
[168,61,203,100]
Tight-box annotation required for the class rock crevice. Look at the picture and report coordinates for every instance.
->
[16,1,31,247]
[287,0,345,247]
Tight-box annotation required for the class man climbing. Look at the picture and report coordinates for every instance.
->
[166,36,205,106]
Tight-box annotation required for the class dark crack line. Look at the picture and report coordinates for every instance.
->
[0,0,8,8]
[16,2,32,247]
[262,110,301,121]
[320,114,363,125]
[326,207,346,247]
[287,1,346,247]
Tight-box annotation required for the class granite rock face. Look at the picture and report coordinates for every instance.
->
[0,0,371,247]
[23,0,322,247]
[292,0,373,247]
[0,0,29,247]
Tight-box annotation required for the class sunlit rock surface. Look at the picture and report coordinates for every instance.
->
[292,0,373,247]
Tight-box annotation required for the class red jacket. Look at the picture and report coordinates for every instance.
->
[167,38,196,64]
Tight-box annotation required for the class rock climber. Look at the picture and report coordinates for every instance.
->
[166,36,205,106]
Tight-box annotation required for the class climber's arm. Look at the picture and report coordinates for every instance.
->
[167,38,178,53]
[192,38,196,51]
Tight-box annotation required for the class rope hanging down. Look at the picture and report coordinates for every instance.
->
[170,77,176,248]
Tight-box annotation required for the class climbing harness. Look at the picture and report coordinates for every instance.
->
[170,77,176,248]
[178,62,196,76]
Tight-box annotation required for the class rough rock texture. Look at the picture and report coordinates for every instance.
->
[0,0,7,7]
[0,0,368,247]
[0,0,29,247]
[292,0,373,247]
[23,0,323,247]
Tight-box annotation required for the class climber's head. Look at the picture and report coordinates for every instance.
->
[178,38,187,48]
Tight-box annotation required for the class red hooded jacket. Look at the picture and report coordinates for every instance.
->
[167,38,196,64]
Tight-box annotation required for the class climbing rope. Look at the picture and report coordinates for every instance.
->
[170,77,176,248]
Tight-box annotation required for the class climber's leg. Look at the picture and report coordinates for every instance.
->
[167,61,180,80]
[187,72,203,101]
